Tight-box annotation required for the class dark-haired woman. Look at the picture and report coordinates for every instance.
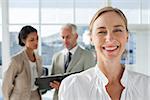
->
[2,25,43,100]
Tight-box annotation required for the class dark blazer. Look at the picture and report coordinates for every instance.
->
[2,50,43,100]
[50,46,96,100]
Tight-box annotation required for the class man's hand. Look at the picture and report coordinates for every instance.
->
[49,81,60,90]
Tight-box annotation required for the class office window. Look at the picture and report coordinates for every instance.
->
[112,0,150,24]
[40,0,106,65]
[41,25,62,65]
[9,0,39,24]
[41,8,73,24]
[9,8,39,24]
[8,0,40,58]
[141,0,150,24]
[41,0,73,65]
[41,0,74,24]
[112,0,141,24]
[6,0,141,66]
[75,0,106,24]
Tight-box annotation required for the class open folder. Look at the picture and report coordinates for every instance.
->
[35,71,82,90]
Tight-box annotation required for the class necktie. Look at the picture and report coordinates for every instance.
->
[64,52,72,72]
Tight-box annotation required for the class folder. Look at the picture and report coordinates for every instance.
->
[35,71,82,90]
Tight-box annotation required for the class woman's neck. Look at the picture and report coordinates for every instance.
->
[98,61,124,83]
[25,48,35,62]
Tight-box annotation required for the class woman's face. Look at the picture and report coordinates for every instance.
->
[91,11,128,61]
[24,32,38,50]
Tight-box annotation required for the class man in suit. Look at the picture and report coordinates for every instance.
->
[49,23,96,100]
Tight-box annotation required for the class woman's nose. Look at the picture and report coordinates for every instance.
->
[105,33,114,42]
[63,38,67,43]
[35,39,38,44]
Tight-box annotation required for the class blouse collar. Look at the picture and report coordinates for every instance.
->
[95,64,128,87]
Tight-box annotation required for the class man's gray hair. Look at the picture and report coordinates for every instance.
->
[62,23,77,34]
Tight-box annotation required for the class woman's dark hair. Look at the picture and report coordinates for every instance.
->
[18,25,37,46]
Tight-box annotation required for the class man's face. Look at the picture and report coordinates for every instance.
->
[60,27,77,50]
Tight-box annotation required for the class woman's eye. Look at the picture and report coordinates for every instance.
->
[30,39,34,41]
[114,29,123,32]
[29,38,35,41]
[36,37,38,40]
[98,31,107,35]
[61,36,64,39]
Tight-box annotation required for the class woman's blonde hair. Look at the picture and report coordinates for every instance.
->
[89,6,128,34]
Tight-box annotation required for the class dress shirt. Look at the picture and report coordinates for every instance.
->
[64,45,78,72]
[64,52,72,72]
[59,64,150,100]
[64,45,78,56]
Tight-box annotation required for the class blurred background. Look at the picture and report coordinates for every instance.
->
[0,0,150,99]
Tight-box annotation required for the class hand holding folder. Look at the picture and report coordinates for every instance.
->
[35,71,82,90]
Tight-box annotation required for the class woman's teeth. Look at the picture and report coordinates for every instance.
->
[104,46,119,51]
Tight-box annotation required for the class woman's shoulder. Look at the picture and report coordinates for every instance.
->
[62,67,96,86]
[126,69,150,97]
[59,68,96,99]
[127,69,150,85]
[11,50,25,60]
[128,69,150,79]
[59,67,96,97]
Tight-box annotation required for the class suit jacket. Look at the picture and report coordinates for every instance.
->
[50,46,96,100]
[2,50,43,100]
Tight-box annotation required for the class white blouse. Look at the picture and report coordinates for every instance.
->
[59,65,150,100]
[29,60,38,91]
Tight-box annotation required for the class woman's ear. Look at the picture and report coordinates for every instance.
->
[22,39,26,44]
[90,36,94,46]
[76,33,78,39]
[126,34,129,42]
[125,32,129,42]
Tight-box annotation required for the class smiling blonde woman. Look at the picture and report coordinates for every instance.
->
[58,7,150,100]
